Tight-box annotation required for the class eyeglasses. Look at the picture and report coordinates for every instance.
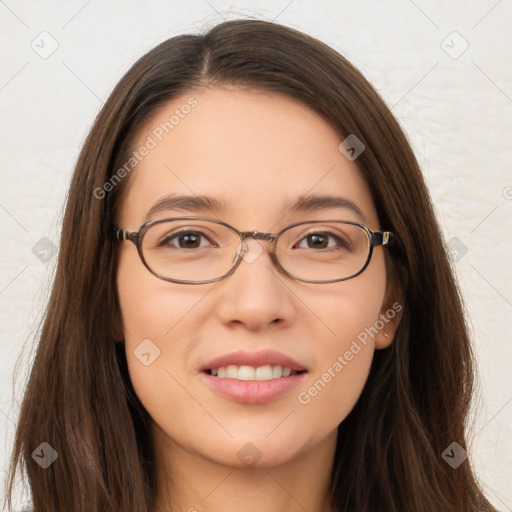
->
[114,217,394,285]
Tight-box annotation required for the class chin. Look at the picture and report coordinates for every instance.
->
[200,427,321,470]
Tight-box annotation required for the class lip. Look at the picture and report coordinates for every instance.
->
[200,350,307,372]
[201,372,307,404]
[200,350,308,405]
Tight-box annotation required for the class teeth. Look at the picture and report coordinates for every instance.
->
[238,365,255,380]
[272,365,283,378]
[209,365,300,380]
[226,365,239,379]
[255,365,273,380]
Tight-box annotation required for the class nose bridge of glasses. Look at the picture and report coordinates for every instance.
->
[238,231,279,258]
[241,231,278,244]
[231,229,279,264]
[234,231,281,271]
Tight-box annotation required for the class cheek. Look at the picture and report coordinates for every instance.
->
[115,248,198,416]
[296,327,375,428]
[296,254,387,421]
[115,245,207,340]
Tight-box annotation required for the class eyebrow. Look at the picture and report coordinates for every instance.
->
[284,194,366,223]
[144,193,366,223]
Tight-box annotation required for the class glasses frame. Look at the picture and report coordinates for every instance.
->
[114,216,394,285]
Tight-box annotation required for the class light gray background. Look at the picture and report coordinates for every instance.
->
[1,1,511,510]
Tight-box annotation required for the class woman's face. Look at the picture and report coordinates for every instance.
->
[116,87,399,469]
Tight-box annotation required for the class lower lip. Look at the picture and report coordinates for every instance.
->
[201,372,307,404]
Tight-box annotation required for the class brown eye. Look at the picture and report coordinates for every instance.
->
[296,231,351,251]
[160,230,211,249]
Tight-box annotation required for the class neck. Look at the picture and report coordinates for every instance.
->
[151,426,338,512]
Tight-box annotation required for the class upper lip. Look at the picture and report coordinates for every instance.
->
[200,350,308,372]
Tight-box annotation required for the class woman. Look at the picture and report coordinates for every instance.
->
[5,19,497,512]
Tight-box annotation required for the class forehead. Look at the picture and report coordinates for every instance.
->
[117,87,379,230]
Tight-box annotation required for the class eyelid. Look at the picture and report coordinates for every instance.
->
[143,218,368,241]
[295,228,351,245]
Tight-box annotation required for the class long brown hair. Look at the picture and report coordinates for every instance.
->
[5,19,496,512]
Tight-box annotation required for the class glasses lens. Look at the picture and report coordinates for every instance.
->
[276,221,370,282]
[141,219,371,283]
[141,219,239,282]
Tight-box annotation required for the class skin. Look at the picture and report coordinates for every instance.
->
[115,87,402,512]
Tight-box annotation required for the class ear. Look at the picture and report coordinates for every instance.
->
[375,278,403,349]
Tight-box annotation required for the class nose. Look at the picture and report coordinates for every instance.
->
[215,237,297,332]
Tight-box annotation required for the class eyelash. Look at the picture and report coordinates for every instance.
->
[160,230,350,251]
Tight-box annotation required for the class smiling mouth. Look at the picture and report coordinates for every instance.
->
[204,365,307,381]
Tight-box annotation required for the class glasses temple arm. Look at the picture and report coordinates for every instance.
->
[372,231,394,246]
[114,228,138,244]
